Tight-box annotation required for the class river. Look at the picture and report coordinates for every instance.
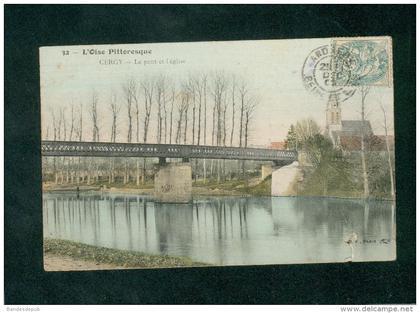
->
[43,192,396,266]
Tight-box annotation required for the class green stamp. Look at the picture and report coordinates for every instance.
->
[332,38,391,87]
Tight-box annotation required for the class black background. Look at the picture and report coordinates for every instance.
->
[4,5,416,304]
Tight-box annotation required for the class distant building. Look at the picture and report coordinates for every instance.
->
[325,94,393,152]
[269,141,286,150]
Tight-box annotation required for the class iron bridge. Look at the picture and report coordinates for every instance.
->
[41,141,298,164]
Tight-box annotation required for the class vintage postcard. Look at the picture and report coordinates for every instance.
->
[40,37,395,271]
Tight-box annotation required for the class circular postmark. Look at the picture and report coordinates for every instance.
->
[302,44,356,102]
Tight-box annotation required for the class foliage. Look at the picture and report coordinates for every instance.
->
[300,134,356,197]
[239,176,272,196]
[285,124,297,150]
[295,118,321,148]
[367,151,395,198]
[299,135,394,199]
[285,118,394,200]
[285,119,321,151]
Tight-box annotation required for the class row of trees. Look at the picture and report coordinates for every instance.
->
[44,72,257,147]
[43,72,259,185]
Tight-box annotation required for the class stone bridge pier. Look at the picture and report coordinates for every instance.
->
[154,158,192,203]
[271,161,302,197]
[261,164,274,180]
[260,161,302,197]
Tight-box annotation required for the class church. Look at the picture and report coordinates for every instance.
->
[324,93,374,151]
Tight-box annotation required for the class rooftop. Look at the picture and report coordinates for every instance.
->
[340,120,373,136]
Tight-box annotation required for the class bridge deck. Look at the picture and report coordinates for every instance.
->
[41,141,297,163]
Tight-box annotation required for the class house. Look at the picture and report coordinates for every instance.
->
[269,141,287,150]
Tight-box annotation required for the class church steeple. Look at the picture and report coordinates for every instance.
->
[326,93,341,126]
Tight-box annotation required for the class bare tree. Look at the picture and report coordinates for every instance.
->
[380,105,395,200]
[203,75,208,146]
[202,75,208,182]
[122,79,137,184]
[163,80,169,143]
[122,79,136,143]
[210,90,216,178]
[221,91,228,180]
[78,101,83,142]
[50,108,57,141]
[134,97,140,144]
[57,107,62,141]
[244,97,257,148]
[240,96,258,181]
[230,75,236,147]
[130,84,141,186]
[211,72,228,181]
[360,86,370,199]
[186,76,197,145]
[169,83,176,144]
[175,96,183,144]
[89,91,100,183]
[57,107,66,184]
[90,91,100,142]
[195,75,204,146]
[76,101,83,183]
[71,102,84,184]
[238,80,248,148]
[141,77,155,183]
[50,108,58,184]
[45,126,49,140]
[141,77,154,143]
[187,75,200,180]
[236,80,249,179]
[211,96,216,146]
[295,118,321,145]
[109,92,120,142]
[155,75,167,144]
[109,91,120,184]
[67,102,75,183]
[174,88,190,145]
[222,92,228,147]
[69,103,75,141]
[181,84,190,144]
[194,74,206,180]
[61,107,67,141]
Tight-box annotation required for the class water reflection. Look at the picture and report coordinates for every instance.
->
[43,193,396,265]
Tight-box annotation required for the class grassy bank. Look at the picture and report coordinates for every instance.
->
[193,177,271,196]
[43,177,271,196]
[90,180,155,189]
[44,238,209,269]
[298,166,395,200]
[43,175,391,200]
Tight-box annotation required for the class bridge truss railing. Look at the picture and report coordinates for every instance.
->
[41,141,298,163]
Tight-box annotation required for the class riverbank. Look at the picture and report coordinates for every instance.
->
[43,177,271,197]
[44,238,209,271]
[43,176,393,200]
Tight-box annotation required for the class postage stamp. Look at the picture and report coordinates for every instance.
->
[331,37,392,87]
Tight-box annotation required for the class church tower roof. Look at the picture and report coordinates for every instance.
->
[326,93,339,109]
